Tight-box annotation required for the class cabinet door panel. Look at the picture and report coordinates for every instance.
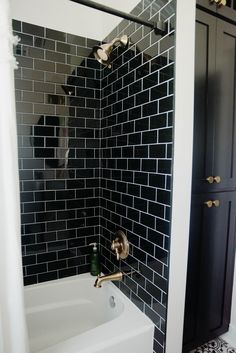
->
[200,193,236,332]
[183,195,205,346]
[213,20,236,190]
[183,192,236,351]
[192,11,216,193]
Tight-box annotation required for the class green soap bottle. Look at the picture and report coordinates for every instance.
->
[89,243,101,276]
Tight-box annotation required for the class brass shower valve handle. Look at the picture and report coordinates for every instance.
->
[111,238,123,261]
[111,230,129,261]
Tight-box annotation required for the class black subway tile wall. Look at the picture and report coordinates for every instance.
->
[14,20,101,285]
[99,1,175,353]
[14,0,175,351]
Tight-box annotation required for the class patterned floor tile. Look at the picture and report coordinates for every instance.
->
[190,337,236,353]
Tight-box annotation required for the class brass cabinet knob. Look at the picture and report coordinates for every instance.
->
[204,200,213,208]
[204,200,220,208]
[206,176,214,184]
[205,176,221,184]
[210,0,227,6]
[213,176,221,183]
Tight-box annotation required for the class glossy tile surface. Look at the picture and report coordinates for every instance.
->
[14,19,100,286]
[99,1,176,352]
[14,0,175,352]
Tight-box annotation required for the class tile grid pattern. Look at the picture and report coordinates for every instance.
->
[99,1,175,353]
[14,0,176,351]
[14,20,102,285]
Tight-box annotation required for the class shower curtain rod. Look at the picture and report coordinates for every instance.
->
[70,0,166,35]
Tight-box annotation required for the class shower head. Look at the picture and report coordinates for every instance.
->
[93,35,129,69]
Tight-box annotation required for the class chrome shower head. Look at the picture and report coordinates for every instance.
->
[93,35,129,69]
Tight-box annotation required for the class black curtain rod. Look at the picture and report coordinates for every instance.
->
[70,0,166,35]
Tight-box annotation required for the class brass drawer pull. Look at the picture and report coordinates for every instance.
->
[213,176,221,183]
[204,200,213,208]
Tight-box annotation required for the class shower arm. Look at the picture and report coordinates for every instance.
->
[70,0,167,36]
[111,37,125,47]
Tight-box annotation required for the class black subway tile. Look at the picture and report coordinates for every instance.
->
[141,186,156,201]
[34,37,55,50]
[158,127,173,143]
[146,281,162,302]
[12,20,21,31]
[142,159,157,172]
[149,145,166,158]
[46,28,66,42]
[142,130,157,144]
[57,41,76,55]
[15,32,33,46]
[46,51,66,63]
[48,260,67,271]
[159,96,173,113]
[141,212,155,229]
[151,82,168,101]
[143,72,159,90]
[23,255,36,266]
[149,202,165,218]
[37,252,57,263]
[22,22,44,37]
[35,59,55,72]
[59,267,77,278]
[38,271,58,283]
[67,33,85,46]
[158,160,172,174]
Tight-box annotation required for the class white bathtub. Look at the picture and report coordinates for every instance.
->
[25,273,154,353]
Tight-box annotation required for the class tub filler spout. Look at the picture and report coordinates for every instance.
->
[94,271,123,288]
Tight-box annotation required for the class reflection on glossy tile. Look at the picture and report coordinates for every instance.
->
[34,37,55,50]
[16,19,101,288]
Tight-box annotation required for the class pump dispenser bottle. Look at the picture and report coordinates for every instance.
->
[89,243,101,276]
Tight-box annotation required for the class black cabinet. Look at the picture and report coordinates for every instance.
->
[184,192,236,350]
[183,5,236,352]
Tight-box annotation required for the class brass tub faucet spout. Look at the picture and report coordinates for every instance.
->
[94,272,123,288]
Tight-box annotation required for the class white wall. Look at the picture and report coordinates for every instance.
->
[10,0,140,40]
[165,0,196,352]
[0,1,29,352]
